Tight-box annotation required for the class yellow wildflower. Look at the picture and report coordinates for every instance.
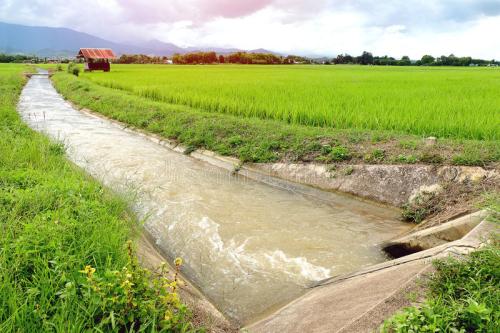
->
[174,258,183,267]
[79,265,96,278]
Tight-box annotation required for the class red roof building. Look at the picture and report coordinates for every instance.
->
[76,48,116,72]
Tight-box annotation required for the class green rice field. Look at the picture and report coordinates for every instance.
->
[80,65,500,140]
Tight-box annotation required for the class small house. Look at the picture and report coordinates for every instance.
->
[77,48,116,72]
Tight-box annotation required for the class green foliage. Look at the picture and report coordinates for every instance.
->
[67,62,80,76]
[329,146,351,161]
[399,140,418,150]
[0,64,197,332]
[117,54,169,64]
[67,62,75,73]
[393,154,418,164]
[364,149,386,162]
[0,53,32,63]
[382,243,500,332]
[401,203,429,223]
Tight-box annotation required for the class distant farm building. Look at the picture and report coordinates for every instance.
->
[77,48,116,72]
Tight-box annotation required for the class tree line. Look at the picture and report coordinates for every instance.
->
[330,51,499,66]
[1,51,498,67]
[171,51,498,66]
[172,51,310,65]
[115,54,170,64]
[0,53,32,63]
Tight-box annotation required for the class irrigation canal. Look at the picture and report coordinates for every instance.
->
[18,73,411,324]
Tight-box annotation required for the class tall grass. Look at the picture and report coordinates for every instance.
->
[0,64,196,331]
[82,65,500,140]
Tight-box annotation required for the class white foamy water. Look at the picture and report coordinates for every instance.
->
[18,74,411,324]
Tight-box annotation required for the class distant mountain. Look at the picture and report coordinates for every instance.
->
[0,22,131,57]
[0,21,280,57]
[133,39,185,55]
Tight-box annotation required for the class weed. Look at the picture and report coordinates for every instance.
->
[329,146,351,161]
[399,140,418,150]
[228,135,243,147]
[183,145,197,155]
[48,142,65,155]
[342,166,354,176]
[393,154,418,164]
[365,149,386,162]
[401,203,429,223]
[419,152,444,164]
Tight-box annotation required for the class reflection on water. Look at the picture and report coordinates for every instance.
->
[18,75,411,323]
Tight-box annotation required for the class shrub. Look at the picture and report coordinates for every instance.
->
[72,66,80,77]
[67,62,75,73]
[67,62,80,76]
[329,146,351,161]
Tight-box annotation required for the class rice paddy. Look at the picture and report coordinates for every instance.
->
[80,64,500,140]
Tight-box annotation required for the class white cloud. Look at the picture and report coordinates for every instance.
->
[1,0,500,58]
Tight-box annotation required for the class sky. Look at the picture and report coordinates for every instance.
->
[1,0,500,58]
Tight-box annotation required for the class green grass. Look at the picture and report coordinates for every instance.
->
[50,69,499,166]
[0,64,197,331]
[382,239,499,332]
[79,65,499,140]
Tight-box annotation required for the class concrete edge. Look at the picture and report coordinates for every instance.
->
[382,210,490,256]
[311,213,494,289]
[336,264,433,333]
[244,217,497,331]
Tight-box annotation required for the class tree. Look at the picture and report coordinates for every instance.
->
[218,55,225,63]
[398,56,411,66]
[421,55,435,65]
[172,53,184,64]
[357,51,374,65]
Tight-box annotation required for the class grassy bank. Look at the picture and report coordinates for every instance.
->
[51,70,499,167]
[383,240,499,332]
[0,65,197,331]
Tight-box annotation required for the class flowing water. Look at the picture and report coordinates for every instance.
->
[18,74,411,323]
